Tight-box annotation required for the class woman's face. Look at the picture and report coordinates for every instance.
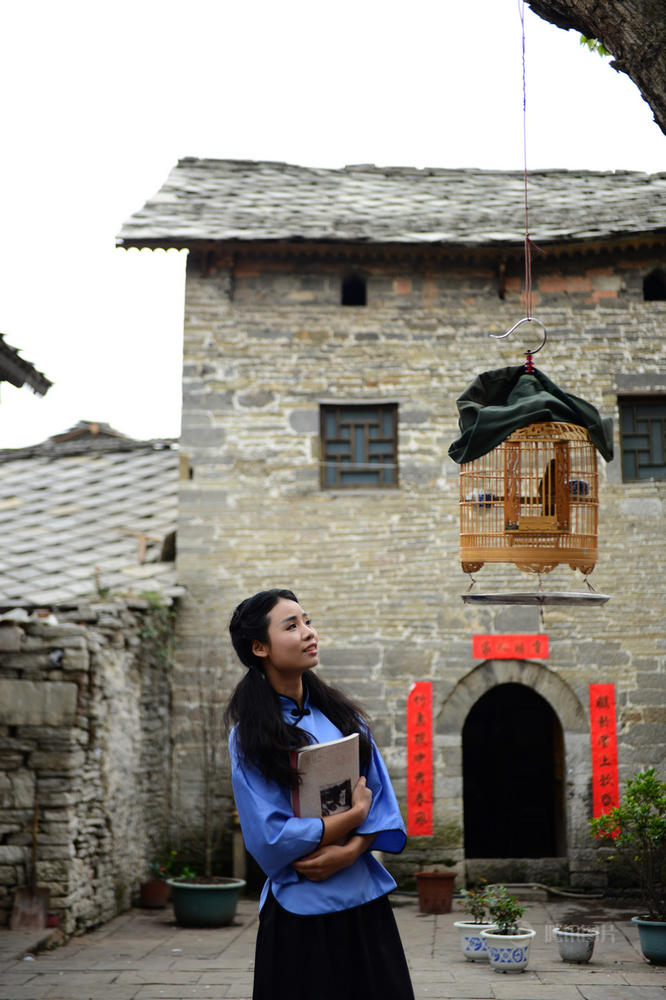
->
[253,597,319,679]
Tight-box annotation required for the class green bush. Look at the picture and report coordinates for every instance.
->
[486,885,526,935]
[590,768,666,921]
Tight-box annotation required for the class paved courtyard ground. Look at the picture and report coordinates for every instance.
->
[1,894,665,1000]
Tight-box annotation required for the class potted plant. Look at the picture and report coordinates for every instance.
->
[167,661,245,927]
[140,852,178,908]
[553,923,599,963]
[453,880,497,961]
[480,885,536,973]
[414,858,457,914]
[168,868,245,928]
[589,767,666,965]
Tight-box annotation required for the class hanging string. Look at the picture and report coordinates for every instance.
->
[519,0,541,321]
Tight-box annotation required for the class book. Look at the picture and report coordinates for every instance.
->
[290,733,360,818]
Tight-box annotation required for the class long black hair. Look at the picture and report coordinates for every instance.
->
[225,588,372,788]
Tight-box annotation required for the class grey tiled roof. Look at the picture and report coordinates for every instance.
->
[0,423,180,607]
[117,159,666,249]
[0,334,52,396]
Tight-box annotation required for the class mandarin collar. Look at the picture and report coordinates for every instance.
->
[279,691,311,719]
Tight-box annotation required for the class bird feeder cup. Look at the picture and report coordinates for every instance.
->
[459,421,598,576]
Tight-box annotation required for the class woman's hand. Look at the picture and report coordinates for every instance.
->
[318,777,373,847]
[292,843,351,882]
[293,833,376,882]
[351,775,372,824]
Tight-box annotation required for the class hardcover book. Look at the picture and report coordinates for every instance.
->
[290,733,360,818]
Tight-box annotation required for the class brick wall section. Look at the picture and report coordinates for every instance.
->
[0,601,171,933]
[175,245,666,887]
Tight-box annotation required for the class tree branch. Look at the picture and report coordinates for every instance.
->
[527,0,666,134]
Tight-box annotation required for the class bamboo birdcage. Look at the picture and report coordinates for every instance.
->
[459,421,598,575]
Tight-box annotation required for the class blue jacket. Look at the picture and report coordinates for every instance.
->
[229,692,406,914]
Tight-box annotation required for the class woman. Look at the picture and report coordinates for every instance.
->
[226,588,414,1000]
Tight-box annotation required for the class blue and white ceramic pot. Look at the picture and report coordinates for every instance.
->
[480,927,536,973]
[452,920,497,961]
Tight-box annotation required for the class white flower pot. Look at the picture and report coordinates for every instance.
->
[480,927,536,973]
[453,920,497,961]
[553,926,598,963]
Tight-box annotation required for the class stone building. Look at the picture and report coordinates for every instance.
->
[0,423,179,931]
[114,159,665,892]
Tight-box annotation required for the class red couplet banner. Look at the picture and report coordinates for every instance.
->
[472,634,549,660]
[406,681,433,837]
[589,683,620,818]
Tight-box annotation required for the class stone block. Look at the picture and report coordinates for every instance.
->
[30,750,86,772]
[24,624,87,643]
[0,866,19,885]
[62,649,89,671]
[0,846,26,864]
[0,680,77,726]
[289,409,318,433]
[237,389,275,407]
[0,624,24,651]
[0,769,34,809]
[36,860,70,881]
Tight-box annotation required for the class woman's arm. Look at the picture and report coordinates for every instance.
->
[292,833,376,882]
[291,778,373,881]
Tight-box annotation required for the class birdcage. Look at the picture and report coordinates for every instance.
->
[459,420,598,576]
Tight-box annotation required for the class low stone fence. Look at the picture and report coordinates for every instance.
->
[0,599,172,934]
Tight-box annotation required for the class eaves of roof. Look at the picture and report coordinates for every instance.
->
[0,334,53,396]
[131,230,666,266]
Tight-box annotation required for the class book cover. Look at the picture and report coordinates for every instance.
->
[290,733,360,818]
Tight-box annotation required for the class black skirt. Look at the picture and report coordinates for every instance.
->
[252,890,415,1000]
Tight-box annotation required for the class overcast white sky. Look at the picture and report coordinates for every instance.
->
[0,0,664,448]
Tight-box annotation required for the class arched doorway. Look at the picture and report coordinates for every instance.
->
[462,683,566,858]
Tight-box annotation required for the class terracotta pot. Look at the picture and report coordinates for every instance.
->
[415,870,456,914]
[139,879,171,908]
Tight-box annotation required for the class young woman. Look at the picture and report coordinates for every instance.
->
[226,588,414,1000]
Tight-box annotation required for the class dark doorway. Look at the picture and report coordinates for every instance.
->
[462,683,565,858]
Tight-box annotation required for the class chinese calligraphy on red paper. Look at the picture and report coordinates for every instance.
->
[589,683,619,817]
[472,634,549,659]
[407,681,433,837]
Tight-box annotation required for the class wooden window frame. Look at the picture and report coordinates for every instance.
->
[618,395,666,481]
[320,403,398,488]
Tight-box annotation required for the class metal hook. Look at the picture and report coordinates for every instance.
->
[490,316,547,355]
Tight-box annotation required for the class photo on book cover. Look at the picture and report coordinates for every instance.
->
[320,778,353,816]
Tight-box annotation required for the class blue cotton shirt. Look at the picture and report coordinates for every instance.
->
[229,693,406,915]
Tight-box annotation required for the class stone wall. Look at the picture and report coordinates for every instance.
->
[174,243,666,887]
[0,599,172,933]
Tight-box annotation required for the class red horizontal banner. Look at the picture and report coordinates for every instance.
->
[473,634,549,659]
[589,683,619,818]
[406,681,433,837]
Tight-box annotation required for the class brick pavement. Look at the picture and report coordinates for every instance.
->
[1,895,665,1000]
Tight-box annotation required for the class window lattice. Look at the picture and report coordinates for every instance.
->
[619,396,666,481]
[320,404,397,488]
